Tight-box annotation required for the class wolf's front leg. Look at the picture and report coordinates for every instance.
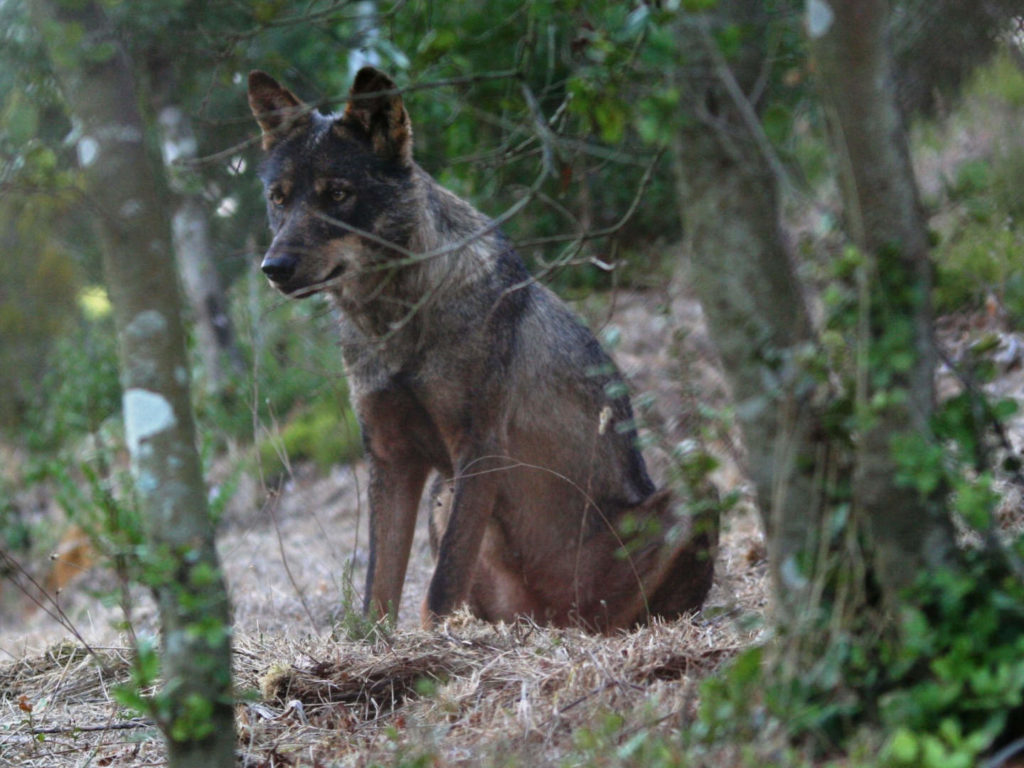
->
[423,451,502,626]
[364,453,431,623]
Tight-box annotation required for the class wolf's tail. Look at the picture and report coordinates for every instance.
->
[624,487,720,625]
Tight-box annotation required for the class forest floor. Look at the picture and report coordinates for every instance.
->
[3,269,1024,766]
[0,280,775,766]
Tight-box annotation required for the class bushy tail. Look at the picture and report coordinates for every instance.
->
[626,488,720,626]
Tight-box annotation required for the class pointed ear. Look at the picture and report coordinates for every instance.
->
[248,71,310,151]
[341,67,413,165]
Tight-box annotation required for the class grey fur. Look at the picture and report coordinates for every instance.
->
[248,67,716,631]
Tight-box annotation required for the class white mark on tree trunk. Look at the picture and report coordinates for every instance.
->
[124,388,176,457]
[126,309,167,339]
[120,199,144,219]
[157,106,198,167]
[77,136,99,167]
[780,554,809,590]
[806,0,834,38]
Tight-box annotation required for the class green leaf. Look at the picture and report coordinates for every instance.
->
[993,398,1019,420]
[4,93,39,145]
[887,726,919,763]
[682,0,719,10]
[761,103,791,145]
[594,100,626,144]
[84,41,117,64]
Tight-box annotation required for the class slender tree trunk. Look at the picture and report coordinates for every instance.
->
[157,103,244,395]
[30,2,234,766]
[810,0,955,602]
[676,149,833,628]
[670,8,825,627]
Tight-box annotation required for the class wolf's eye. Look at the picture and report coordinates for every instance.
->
[268,189,286,207]
[328,185,349,203]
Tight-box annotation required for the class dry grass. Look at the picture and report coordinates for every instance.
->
[237,612,749,766]
[0,500,770,766]
[0,643,160,766]
[0,605,760,767]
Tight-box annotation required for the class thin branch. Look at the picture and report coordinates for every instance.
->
[692,16,796,194]
[0,551,107,670]
[493,149,664,303]
[984,736,1024,768]
[264,481,321,633]
[520,79,557,179]
[26,719,155,736]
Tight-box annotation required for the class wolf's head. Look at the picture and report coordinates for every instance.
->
[247,68,416,298]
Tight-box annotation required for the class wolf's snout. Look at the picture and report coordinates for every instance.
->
[261,254,297,283]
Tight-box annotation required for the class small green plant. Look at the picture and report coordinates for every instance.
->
[0,476,31,554]
[876,556,1024,767]
[331,560,394,643]
[934,138,1024,321]
[935,218,1024,318]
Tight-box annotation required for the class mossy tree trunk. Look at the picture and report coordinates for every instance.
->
[671,4,826,631]
[30,2,235,766]
[673,0,958,643]
[809,0,955,605]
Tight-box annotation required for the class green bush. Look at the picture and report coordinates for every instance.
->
[877,554,1024,767]
[970,50,1024,108]
[257,397,362,477]
[24,313,122,454]
[934,143,1024,321]
[195,276,359,462]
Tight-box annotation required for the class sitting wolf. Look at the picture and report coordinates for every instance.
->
[247,67,716,632]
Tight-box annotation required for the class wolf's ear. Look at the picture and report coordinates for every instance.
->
[341,67,412,165]
[248,71,310,151]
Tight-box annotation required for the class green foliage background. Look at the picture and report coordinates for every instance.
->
[3,0,1024,764]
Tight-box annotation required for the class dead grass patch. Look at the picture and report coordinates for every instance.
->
[1,607,759,767]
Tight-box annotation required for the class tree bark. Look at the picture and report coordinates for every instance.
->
[671,7,826,626]
[156,103,244,395]
[30,2,234,766]
[810,0,955,601]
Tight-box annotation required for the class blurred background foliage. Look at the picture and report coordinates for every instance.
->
[4,1,1024,763]
[0,0,704,465]
[2,0,1024,523]
[1,0,1023,495]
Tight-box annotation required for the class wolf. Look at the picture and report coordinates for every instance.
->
[247,66,717,632]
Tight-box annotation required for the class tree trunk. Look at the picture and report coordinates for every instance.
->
[157,104,244,395]
[30,2,235,766]
[810,0,955,602]
[670,7,826,628]
[677,154,833,629]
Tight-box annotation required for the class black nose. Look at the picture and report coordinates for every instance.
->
[261,254,297,283]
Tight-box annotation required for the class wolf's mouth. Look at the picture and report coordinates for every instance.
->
[323,264,346,283]
[288,264,346,298]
